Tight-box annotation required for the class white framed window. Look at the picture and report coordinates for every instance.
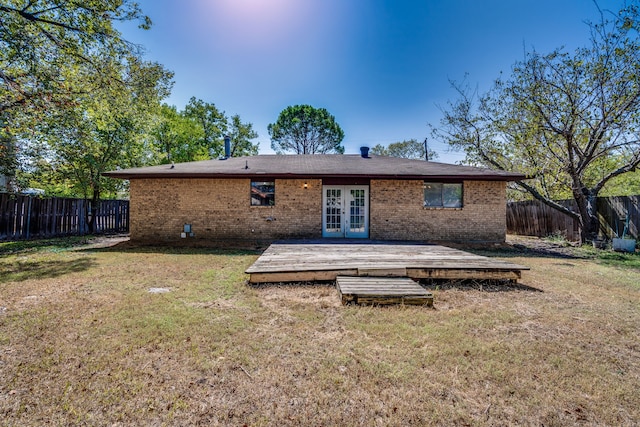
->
[423,182,463,208]
[251,181,275,206]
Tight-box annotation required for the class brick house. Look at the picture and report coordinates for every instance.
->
[103,152,525,244]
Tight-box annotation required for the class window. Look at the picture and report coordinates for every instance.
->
[251,181,275,206]
[423,182,462,208]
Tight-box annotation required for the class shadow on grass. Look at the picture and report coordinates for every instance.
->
[419,279,544,293]
[80,242,261,256]
[465,242,640,272]
[0,257,97,282]
[249,280,337,289]
[457,244,587,260]
[249,279,542,293]
[0,236,93,257]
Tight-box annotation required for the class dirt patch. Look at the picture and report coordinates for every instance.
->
[505,235,582,257]
[72,234,130,250]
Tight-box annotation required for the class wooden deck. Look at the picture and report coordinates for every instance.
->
[245,243,529,284]
[336,276,434,306]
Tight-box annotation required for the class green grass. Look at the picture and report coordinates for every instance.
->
[0,237,639,426]
[577,245,640,271]
[0,235,94,255]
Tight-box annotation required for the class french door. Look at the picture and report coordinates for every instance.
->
[322,185,369,238]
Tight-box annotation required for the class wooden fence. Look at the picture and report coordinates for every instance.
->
[507,196,640,241]
[0,193,129,241]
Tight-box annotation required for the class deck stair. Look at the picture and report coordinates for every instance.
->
[336,275,433,306]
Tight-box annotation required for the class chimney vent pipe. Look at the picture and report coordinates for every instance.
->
[224,135,231,159]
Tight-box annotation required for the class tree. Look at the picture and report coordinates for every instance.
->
[268,105,344,154]
[1,0,156,196]
[0,112,18,190]
[433,5,640,242]
[370,139,438,160]
[149,104,205,164]
[183,97,228,158]
[228,114,259,157]
[148,101,259,163]
[34,56,172,230]
[1,0,151,115]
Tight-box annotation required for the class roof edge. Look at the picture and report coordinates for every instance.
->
[102,172,527,182]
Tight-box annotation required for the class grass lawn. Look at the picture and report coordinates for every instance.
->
[0,236,638,426]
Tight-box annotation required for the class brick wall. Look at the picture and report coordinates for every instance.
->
[369,180,506,242]
[130,178,322,243]
[129,178,507,243]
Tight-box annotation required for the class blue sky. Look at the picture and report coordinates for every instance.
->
[119,0,618,163]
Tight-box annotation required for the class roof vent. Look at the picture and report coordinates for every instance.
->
[360,146,370,158]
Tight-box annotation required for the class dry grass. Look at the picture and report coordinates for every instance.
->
[0,236,639,426]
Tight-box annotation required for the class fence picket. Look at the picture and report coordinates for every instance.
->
[507,196,640,241]
[0,193,129,241]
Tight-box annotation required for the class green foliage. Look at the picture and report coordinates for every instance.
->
[0,113,18,189]
[1,0,166,200]
[2,2,261,206]
[0,0,150,115]
[599,170,640,196]
[29,57,173,205]
[183,97,228,158]
[433,5,640,241]
[228,114,259,157]
[370,139,438,160]
[268,105,344,154]
[147,99,259,164]
[149,104,207,163]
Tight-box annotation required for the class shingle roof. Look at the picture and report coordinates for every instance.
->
[103,154,526,181]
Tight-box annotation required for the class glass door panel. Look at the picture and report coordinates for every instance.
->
[346,187,368,238]
[323,185,368,238]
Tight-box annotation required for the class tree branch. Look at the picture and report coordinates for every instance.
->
[0,5,88,34]
[515,180,581,221]
[593,155,640,194]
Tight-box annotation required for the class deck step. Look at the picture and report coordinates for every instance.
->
[336,276,433,306]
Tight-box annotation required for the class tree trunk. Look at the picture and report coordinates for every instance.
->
[573,187,600,243]
[87,187,100,233]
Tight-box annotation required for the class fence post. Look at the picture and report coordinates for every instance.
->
[25,196,32,239]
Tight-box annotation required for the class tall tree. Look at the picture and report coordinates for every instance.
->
[149,104,205,164]
[268,105,344,154]
[183,97,227,158]
[370,139,438,160]
[433,4,640,242]
[0,112,18,190]
[36,56,172,230]
[228,114,259,157]
[148,102,259,163]
[1,0,156,196]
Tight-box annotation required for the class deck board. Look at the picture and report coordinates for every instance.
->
[336,276,434,306]
[246,243,529,283]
